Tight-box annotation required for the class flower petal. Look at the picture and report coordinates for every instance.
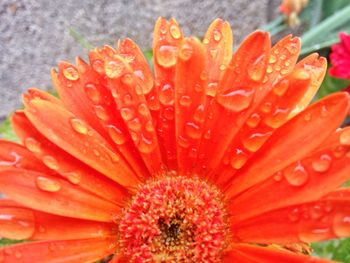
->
[203,18,233,96]
[152,17,184,169]
[226,92,350,199]
[0,139,50,173]
[11,111,129,204]
[24,99,140,189]
[104,56,163,175]
[228,127,350,222]
[194,31,271,176]
[0,168,119,222]
[0,238,116,263]
[175,38,207,175]
[223,244,334,263]
[0,200,116,240]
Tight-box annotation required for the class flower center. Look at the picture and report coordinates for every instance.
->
[118,176,227,262]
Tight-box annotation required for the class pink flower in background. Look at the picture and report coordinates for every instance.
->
[329,33,350,79]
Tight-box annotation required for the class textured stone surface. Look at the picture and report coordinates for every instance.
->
[0,0,279,118]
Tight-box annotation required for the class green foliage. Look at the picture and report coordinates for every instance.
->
[0,238,24,247]
[312,238,350,262]
[0,116,18,142]
[315,73,350,100]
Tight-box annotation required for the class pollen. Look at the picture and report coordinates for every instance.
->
[118,176,228,262]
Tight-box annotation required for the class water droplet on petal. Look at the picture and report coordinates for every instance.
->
[64,172,81,184]
[63,66,79,81]
[246,113,261,128]
[207,82,218,97]
[333,213,350,237]
[333,146,346,158]
[298,226,331,242]
[230,149,248,169]
[272,79,289,96]
[193,105,206,123]
[179,43,193,61]
[185,122,201,139]
[178,135,190,148]
[264,108,289,128]
[24,138,41,153]
[92,59,104,74]
[284,162,309,186]
[288,208,300,222]
[213,30,221,42]
[242,132,270,152]
[269,55,277,64]
[120,108,134,121]
[145,121,155,132]
[84,83,101,103]
[209,48,218,59]
[70,118,88,135]
[42,156,59,170]
[273,171,283,182]
[310,204,324,219]
[156,45,178,68]
[340,129,350,145]
[105,60,125,79]
[286,42,299,54]
[121,73,134,85]
[247,55,266,82]
[138,103,149,116]
[138,135,156,153]
[312,154,332,172]
[304,112,312,121]
[127,118,142,131]
[260,102,272,113]
[163,106,175,120]
[36,176,61,192]
[94,105,109,121]
[170,24,181,39]
[179,96,192,107]
[217,87,254,112]
[159,84,174,105]
[107,125,126,145]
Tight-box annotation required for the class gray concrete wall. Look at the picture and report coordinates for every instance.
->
[0,0,279,119]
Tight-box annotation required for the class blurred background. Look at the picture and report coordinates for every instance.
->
[0,0,281,119]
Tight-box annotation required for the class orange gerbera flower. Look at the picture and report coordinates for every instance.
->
[1,17,350,263]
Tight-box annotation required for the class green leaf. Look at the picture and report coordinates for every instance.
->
[315,73,350,100]
[312,238,350,262]
[0,116,18,142]
[0,238,24,247]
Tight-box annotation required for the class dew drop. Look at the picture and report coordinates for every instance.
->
[147,95,160,111]
[120,108,134,121]
[272,79,289,96]
[217,87,254,112]
[121,73,134,85]
[207,82,218,97]
[105,60,125,79]
[340,129,350,145]
[304,112,312,121]
[247,55,266,82]
[24,138,41,153]
[260,102,272,113]
[333,213,350,237]
[179,43,193,61]
[64,172,81,184]
[219,64,226,71]
[92,59,104,74]
[273,171,283,182]
[284,162,309,186]
[14,250,22,259]
[213,30,221,42]
[138,103,149,116]
[70,118,88,135]
[94,105,109,121]
[145,121,155,132]
[107,125,126,145]
[288,208,300,222]
[138,135,156,153]
[333,145,346,158]
[193,105,206,123]
[163,106,175,120]
[310,204,324,219]
[159,84,174,105]
[185,122,201,139]
[269,55,277,64]
[170,24,181,39]
[127,118,142,131]
[123,94,133,105]
[43,156,59,170]
[293,69,310,80]
[209,48,218,59]
[242,132,270,152]
[286,42,299,54]
[36,176,61,192]
[178,135,190,148]
[264,108,288,128]
[84,83,101,103]
[230,149,248,169]
[156,45,178,68]
[62,66,79,81]
[312,154,332,172]
[204,129,212,140]
[179,96,192,107]
[246,113,261,128]
[298,226,331,242]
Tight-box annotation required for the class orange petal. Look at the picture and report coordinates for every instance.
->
[292,53,328,114]
[203,18,233,96]
[23,88,63,106]
[228,127,350,223]
[226,92,350,199]
[0,168,119,222]
[232,199,350,244]
[24,99,139,189]
[104,55,163,175]
[224,244,334,263]
[174,37,207,175]
[215,67,311,186]
[152,17,184,169]
[11,111,129,205]
[54,58,148,180]
[193,31,270,176]
[0,238,116,263]
[0,139,50,173]
[0,200,116,240]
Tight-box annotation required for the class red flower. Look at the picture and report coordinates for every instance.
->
[329,32,350,79]
[1,17,350,262]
